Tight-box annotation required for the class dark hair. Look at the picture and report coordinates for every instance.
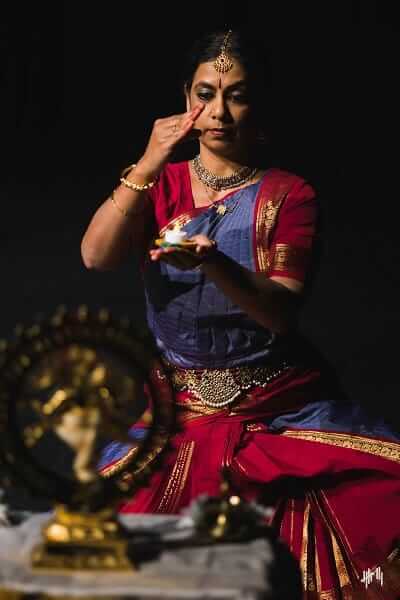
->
[182,28,271,117]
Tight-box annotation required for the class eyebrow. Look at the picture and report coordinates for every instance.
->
[194,80,247,92]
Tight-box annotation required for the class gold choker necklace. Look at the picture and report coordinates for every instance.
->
[192,155,258,192]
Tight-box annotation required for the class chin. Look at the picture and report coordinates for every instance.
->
[201,136,235,150]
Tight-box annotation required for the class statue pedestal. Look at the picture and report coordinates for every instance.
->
[32,506,131,571]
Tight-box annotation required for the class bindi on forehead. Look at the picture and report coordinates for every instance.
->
[192,62,246,89]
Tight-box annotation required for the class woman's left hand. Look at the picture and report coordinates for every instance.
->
[149,234,217,270]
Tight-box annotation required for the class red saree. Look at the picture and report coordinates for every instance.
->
[112,378,400,599]
[100,162,400,599]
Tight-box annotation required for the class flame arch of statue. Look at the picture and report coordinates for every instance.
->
[0,305,175,511]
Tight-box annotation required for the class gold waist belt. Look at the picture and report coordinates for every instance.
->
[167,360,291,409]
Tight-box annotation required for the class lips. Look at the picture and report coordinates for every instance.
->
[208,128,232,137]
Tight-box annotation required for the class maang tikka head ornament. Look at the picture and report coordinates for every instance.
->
[214,30,234,74]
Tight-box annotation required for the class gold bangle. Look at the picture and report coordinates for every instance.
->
[120,163,136,178]
[110,190,131,218]
[119,164,157,191]
[110,190,147,218]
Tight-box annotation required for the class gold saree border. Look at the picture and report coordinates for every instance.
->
[255,191,287,273]
[99,446,139,477]
[300,500,313,591]
[156,440,195,513]
[301,491,360,599]
[315,532,322,593]
[310,489,359,581]
[329,528,352,589]
[281,429,400,464]
[319,490,354,556]
[286,492,400,600]
[270,242,311,273]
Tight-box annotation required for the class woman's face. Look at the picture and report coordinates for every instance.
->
[186,60,255,153]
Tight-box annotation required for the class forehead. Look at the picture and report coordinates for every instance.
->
[191,61,247,89]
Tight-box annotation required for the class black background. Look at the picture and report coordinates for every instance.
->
[1,1,400,429]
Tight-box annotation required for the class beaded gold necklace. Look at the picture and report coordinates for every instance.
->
[192,155,258,192]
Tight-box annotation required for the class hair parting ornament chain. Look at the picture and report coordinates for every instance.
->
[214,29,234,79]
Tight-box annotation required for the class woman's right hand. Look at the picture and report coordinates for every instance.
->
[135,104,205,180]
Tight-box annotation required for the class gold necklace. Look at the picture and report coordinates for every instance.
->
[192,155,258,191]
[200,182,228,215]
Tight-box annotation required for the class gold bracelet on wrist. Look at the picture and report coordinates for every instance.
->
[110,190,131,218]
[120,163,136,178]
[110,190,145,218]
[119,163,157,191]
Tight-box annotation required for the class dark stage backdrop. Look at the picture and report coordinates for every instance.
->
[1,1,400,431]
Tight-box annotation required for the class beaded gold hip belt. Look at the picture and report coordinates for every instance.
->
[165,360,291,409]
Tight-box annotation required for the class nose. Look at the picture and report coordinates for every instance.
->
[210,92,230,122]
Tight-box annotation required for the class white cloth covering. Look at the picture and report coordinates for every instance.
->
[0,512,301,599]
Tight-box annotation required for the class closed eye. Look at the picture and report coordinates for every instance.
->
[196,91,248,104]
[230,93,248,104]
[197,91,214,101]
